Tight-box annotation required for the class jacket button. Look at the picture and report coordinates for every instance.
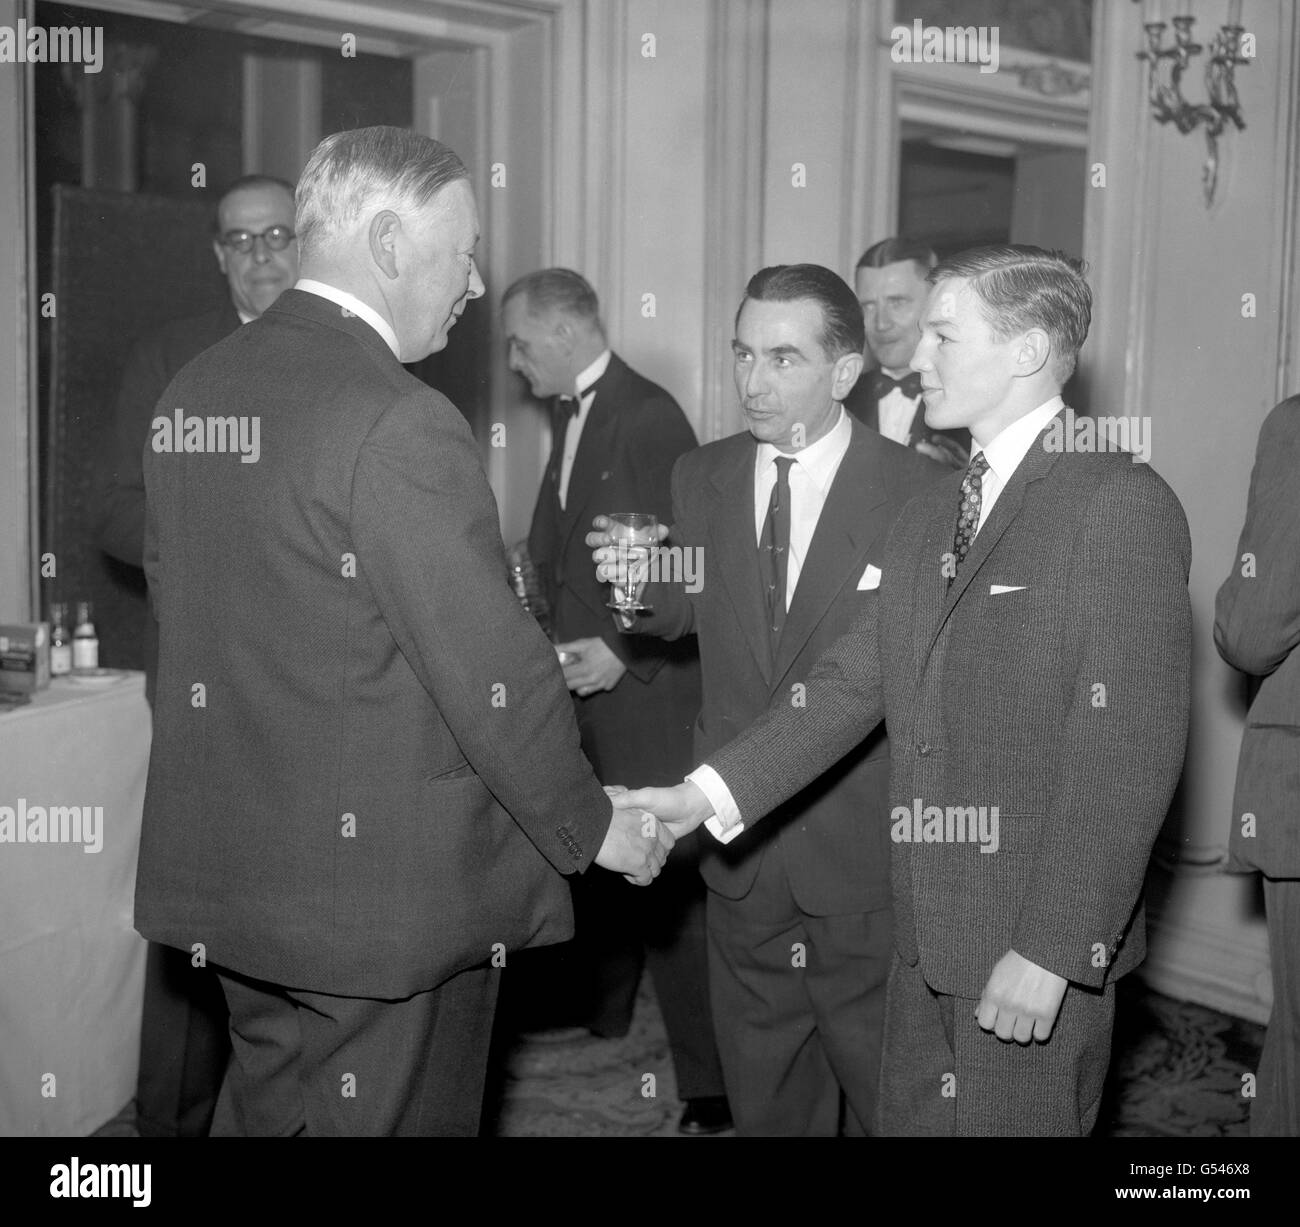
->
[917,741,931,756]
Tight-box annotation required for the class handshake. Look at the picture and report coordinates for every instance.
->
[594,781,716,886]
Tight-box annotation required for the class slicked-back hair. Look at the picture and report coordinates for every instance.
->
[855,236,938,276]
[929,244,1091,383]
[214,174,296,233]
[738,264,865,361]
[295,126,468,259]
[501,268,601,328]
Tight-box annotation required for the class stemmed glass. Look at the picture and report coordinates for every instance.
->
[605,512,658,618]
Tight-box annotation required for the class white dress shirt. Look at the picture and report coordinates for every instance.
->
[752,406,853,610]
[691,395,1066,844]
[294,278,402,360]
[691,406,851,843]
[558,349,612,509]
[876,366,922,446]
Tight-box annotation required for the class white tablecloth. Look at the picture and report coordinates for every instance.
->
[0,673,151,1136]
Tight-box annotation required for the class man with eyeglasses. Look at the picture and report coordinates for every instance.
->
[97,172,297,1139]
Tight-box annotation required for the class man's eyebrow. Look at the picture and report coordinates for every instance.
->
[924,315,960,330]
[766,343,806,359]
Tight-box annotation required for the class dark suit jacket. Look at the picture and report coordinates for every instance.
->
[629,418,946,914]
[136,289,612,999]
[843,373,970,469]
[1215,396,1300,878]
[709,409,1192,997]
[99,303,242,568]
[97,305,241,699]
[527,352,701,785]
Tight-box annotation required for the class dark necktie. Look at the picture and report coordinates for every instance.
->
[870,370,923,401]
[547,396,576,486]
[759,456,795,650]
[949,452,990,586]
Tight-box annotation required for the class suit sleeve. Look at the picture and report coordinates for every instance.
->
[97,335,170,567]
[620,450,698,642]
[706,586,886,825]
[353,388,612,875]
[601,396,699,680]
[1011,465,1192,987]
[1214,399,1300,677]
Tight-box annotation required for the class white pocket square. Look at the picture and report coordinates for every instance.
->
[989,584,1026,595]
[858,564,882,591]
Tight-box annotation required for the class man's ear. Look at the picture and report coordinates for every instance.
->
[369,211,401,280]
[831,350,864,400]
[212,239,228,277]
[1015,328,1051,379]
[552,317,576,356]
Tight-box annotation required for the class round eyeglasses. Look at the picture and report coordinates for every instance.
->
[218,226,296,254]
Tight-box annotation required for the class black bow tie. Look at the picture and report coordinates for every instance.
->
[870,370,923,401]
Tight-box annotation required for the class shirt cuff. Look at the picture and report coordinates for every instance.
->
[686,765,745,845]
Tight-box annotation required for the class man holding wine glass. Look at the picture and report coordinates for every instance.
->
[589,264,947,1135]
[505,270,730,1133]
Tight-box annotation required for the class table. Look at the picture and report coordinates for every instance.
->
[0,672,151,1136]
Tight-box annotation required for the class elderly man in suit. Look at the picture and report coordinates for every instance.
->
[136,126,671,1137]
[617,246,1192,1136]
[843,236,969,470]
[591,264,946,1135]
[1216,394,1300,1137]
[98,172,298,1139]
[505,269,729,1135]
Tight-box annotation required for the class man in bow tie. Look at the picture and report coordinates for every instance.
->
[844,237,969,469]
[591,265,946,1135]
[506,269,729,1134]
[617,246,1193,1135]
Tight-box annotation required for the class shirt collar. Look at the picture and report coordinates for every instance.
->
[755,405,851,492]
[236,307,256,325]
[976,396,1065,487]
[574,349,612,399]
[293,279,402,360]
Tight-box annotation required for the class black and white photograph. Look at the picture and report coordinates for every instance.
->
[0,0,1295,1201]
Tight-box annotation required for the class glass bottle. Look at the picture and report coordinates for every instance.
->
[49,602,72,676]
[72,600,99,672]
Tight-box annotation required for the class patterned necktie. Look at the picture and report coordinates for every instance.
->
[759,456,795,650]
[870,370,923,401]
[949,452,990,586]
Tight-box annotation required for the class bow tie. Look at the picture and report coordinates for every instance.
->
[870,370,923,401]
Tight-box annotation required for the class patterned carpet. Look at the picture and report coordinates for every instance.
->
[92,972,1264,1138]
[482,972,1265,1138]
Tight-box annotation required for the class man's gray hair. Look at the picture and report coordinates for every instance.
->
[295,126,468,259]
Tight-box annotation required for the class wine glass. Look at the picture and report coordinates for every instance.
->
[605,512,658,617]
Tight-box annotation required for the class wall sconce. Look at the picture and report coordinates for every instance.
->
[1133,2,1250,205]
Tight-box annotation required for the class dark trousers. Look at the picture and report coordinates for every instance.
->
[135,942,230,1137]
[1254,876,1300,1136]
[211,962,499,1136]
[573,832,726,1100]
[877,952,1115,1136]
[705,841,893,1136]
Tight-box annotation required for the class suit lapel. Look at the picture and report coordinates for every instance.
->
[922,418,1063,664]
[771,429,885,687]
[556,356,626,550]
[708,443,772,686]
